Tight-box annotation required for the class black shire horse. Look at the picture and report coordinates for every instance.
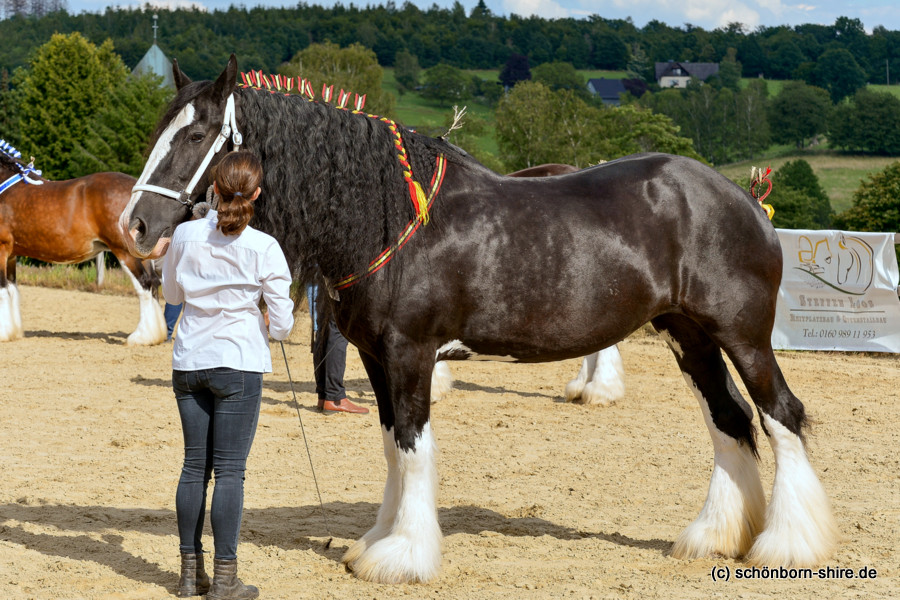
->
[120,57,837,583]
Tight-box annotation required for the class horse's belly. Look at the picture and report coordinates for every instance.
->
[14,236,101,264]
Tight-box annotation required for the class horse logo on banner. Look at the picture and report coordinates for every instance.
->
[794,233,875,295]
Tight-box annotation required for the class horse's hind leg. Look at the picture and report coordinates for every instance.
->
[344,341,441,584]
[721,333,838,567]
[430,360,453,403]
[652,314,765,559]
[565,345,625,405]
[115,252,166,346]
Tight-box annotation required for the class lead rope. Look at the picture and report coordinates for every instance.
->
[279,340,334,549]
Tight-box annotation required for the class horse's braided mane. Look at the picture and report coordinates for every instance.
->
[230,83,479,288]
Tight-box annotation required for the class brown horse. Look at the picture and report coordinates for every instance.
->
[0,142,166,344]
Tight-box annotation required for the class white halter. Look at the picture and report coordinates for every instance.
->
[132,93,242,207]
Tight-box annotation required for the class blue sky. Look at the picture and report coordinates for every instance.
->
[66,0,900,33]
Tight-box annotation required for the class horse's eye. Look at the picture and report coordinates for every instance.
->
[190,132,205,143]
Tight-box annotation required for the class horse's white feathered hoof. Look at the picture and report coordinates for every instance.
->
[568,347,625,405]
[564,376,586,402]
[344,527,442,584]
[125,291,167,346]
[577,378,624,405]
[0,286,22,342]
[671,446,765,559]
[430,361,453,404]
[746,414,840,567]
[744,467,839,567]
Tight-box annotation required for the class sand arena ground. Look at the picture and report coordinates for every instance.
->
[0,285,897,599]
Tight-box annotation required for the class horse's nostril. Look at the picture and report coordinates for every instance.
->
[132,217,147,239]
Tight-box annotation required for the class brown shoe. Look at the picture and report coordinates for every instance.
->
[318,397,369,414]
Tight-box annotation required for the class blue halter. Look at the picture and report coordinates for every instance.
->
[0,139,44,195]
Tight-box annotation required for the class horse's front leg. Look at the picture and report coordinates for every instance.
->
[0,250,23,342]
[343,343,441,584]
[116,252,166,346]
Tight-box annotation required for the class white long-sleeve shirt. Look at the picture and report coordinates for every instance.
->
[161,211,294,373]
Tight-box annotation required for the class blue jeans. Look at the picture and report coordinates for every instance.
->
[173,368,263,559]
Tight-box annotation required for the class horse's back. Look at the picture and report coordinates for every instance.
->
[419,153,782,359]
[4,171,137,263]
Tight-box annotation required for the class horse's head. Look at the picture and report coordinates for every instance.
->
[120,55,240,259]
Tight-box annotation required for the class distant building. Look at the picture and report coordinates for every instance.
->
[131,15,175,89]
[587,78,627,105]
[654,61,719,88]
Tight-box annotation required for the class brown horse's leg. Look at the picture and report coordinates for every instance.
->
[0,237,22,341]
[113,250,167,346]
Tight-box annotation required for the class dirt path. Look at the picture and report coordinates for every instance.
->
[1,285,897,599]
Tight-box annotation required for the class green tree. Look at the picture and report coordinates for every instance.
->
[732,79,771,160]
[498,53,530,89]
[769,159,832,229]
[768,82,831,148]
[70,72,173,177]
[596,104,702,161]
[16,32,128,179]
[531,61,587,98]
[829,88,900,154]
[716,47,742,91]
[809,47,866,103]
[0,68,20,144]
[421,63,472,103]
[279,41,395,116]
[835,162,900,235]
[496,81,700,171]
[626,43,653,82]
[393,50,420,95]
[495,81,582,169]
[591,30,628,70]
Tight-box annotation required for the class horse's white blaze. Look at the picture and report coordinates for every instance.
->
[747,412,839,567]
[123,268,167,346]
[119,103,197,234]
[346,422,442,583]
[9,283,23,338]
[672,373,765,559]
[0,286,21,342]
[430,360,453,403]
[342,426,402,565]
[436,339,516,362]
[566,346,625,405]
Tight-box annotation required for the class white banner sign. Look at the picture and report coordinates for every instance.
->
[773,229,900,353]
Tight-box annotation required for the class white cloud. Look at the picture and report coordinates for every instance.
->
[502,0,570,19]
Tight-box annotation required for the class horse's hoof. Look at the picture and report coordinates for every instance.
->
[345,532,441,584]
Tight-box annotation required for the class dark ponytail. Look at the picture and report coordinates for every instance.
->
[211,152,263,236]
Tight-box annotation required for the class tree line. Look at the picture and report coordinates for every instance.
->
[1,3,899,85]
[3,25,900,241]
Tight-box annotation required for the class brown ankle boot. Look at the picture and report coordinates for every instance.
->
[207,558,259,600]
[176,552,210,597]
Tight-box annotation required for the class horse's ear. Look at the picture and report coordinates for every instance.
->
[212,54,238,101]
[172,59,191,90]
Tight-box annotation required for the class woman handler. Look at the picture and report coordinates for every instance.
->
[162,151,294,599]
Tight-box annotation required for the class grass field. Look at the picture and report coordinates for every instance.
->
[717,151,898,214]
[15,262,137,296]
